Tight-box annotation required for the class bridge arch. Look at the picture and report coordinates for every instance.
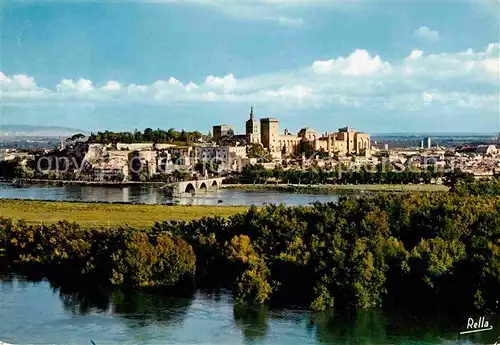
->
[199,182,208,193]
[166,178,224,196]
[184,183,196,194]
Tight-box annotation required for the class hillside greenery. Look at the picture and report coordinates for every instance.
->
[88,128,205,144]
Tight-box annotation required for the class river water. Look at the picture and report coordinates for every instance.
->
[0,183,341,206]
[0,274,498,345]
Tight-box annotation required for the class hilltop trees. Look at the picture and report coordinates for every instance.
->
[88,128,203,144]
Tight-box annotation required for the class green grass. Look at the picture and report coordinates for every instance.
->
[0,199,249,229]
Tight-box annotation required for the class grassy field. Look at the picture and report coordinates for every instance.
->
[0,199,248,229]
[222,183,450,193]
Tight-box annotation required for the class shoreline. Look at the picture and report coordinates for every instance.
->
[221,183,450,193]
[1,178,450,193]
[2,178,166,187]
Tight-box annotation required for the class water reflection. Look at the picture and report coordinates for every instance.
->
[1,273,498,345]
[58,286,112,316]
[233,305,270,344]
[111,290,194,328]
[312,310,388,344]
[0,183,341,206]
[53,283,195,328]
[310,309,499,345]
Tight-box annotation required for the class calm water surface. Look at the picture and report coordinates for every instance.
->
[0,183,341,206]
[0,274,498,345]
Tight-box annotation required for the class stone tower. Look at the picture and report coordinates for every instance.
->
[260,117,279,152]
[245,106,260,144]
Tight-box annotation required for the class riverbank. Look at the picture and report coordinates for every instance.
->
[221,183,450,193]
[3,179,450,193]
[5,178,166,187]
[0,199,248,228]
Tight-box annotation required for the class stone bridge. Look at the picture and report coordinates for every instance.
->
[163,177,225,197]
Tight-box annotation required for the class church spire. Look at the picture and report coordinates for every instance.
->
[249,106,254,120]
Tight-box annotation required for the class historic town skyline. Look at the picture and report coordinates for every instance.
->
[1,1,499,133]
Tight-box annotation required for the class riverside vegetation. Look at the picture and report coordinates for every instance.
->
[0,179,499,313]
[239,164,478,185]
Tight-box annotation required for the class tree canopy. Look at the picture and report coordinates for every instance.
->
[88,128,203,144]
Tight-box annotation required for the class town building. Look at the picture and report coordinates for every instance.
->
[136,150,157,178]
[195,145,247,172]
[212,107,372,160]
[167,146,194,166]
[212,125,234,141]
[260,118,281,158]
[258,116,372,158]
[476,145,498,155]
[92,161,128,182]
[279,129,302,157]
[116,143,154,151]
[315,127,371,156]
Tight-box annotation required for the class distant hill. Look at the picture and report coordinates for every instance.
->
[0,124,88,137]
[371,132,496,137]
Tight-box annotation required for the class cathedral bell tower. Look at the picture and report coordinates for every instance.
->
[245,105,260,144]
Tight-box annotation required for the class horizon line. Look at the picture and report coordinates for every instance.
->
[0,124,498,137]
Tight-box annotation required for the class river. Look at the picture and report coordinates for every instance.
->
[0,183,341,206]
[0,273,498,345]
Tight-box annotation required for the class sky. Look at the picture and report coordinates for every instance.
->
[0,0,499,134]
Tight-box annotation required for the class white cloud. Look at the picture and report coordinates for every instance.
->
[408,50,424,60]
[311,49,392,76]
[1,43,498,117]
[205,73,237,91]
[414,26,440,43]
[125,77,201,102]
[262,85,313,103]
[185,82,199,92]
[422,91,435,103]
[57,78,94,92]
[128,84,148,95]
[0,73,38,92]
[102,81,121,91]
[480,58,500,76]
[420,90,498,109]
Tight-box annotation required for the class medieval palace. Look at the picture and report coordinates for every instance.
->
[214,107,371,159]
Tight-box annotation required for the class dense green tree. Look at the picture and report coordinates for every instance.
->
[88,128,202,144]
[238,164,473,186]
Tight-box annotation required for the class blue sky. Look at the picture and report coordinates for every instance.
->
[1,0,499,134]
